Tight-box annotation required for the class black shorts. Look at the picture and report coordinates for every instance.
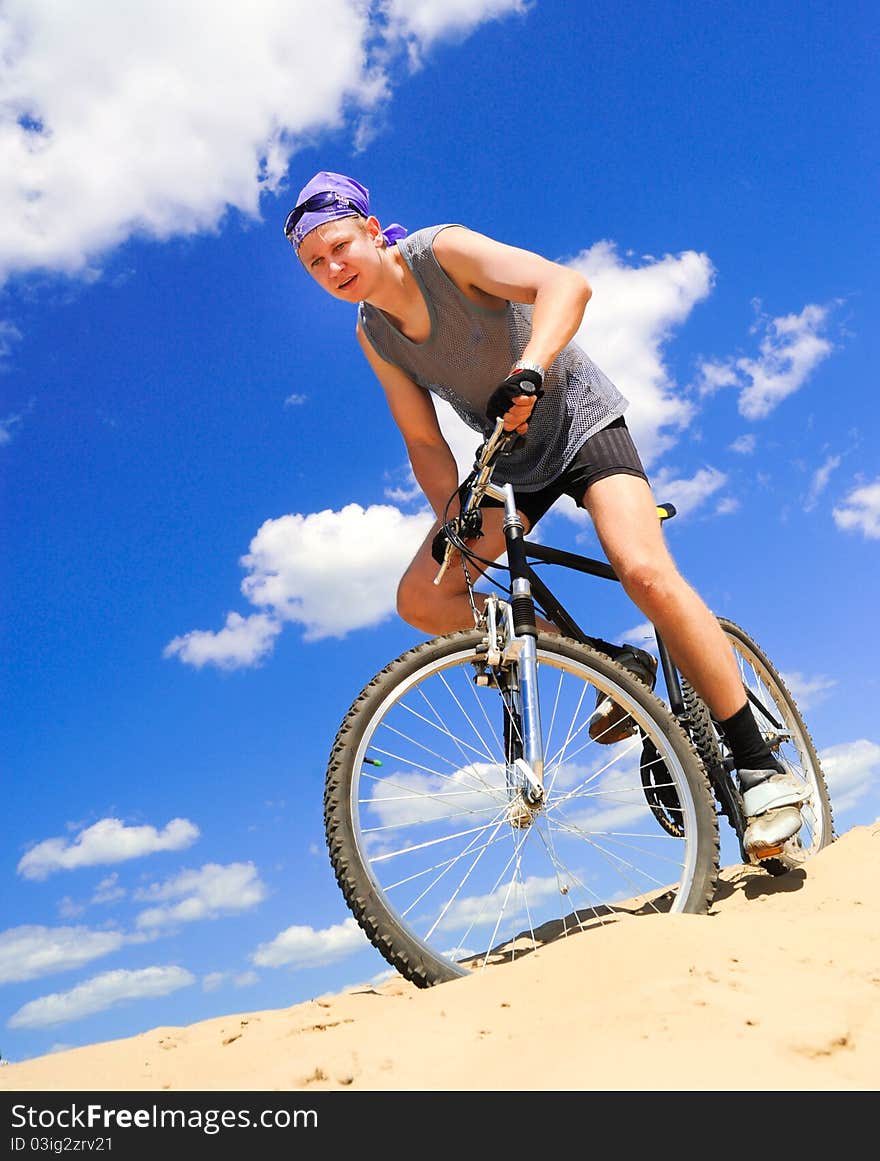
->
[462,416,648,529]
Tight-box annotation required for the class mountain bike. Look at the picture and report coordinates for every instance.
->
[324,419,835,988]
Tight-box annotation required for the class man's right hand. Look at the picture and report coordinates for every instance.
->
[486,368,544,433]
[431,508,484,564]
[431,523,454,565]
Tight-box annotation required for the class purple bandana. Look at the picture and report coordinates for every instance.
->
[285,171,408,250]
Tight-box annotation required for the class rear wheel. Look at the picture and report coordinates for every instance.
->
[684,619,834,873]
[325,630,719,988]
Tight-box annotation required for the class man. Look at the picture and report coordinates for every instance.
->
[286,170,809,855]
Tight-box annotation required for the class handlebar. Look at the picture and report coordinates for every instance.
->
[433,418,518,585]
[433,372,545,585]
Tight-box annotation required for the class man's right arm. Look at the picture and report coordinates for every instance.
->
[356,323,459,520]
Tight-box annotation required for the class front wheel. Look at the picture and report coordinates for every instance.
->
[324,631,719,988]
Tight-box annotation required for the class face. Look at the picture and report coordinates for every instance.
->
[298,216,384,302]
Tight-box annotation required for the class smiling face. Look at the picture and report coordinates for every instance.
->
[297,215,386,302]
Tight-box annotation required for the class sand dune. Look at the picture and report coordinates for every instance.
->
[3,822,877,1092]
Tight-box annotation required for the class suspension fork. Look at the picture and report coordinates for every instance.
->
[487,481,545,804]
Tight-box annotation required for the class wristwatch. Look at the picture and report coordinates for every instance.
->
[511,359,545,380]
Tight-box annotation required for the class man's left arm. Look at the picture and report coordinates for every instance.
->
[433,226,592,373]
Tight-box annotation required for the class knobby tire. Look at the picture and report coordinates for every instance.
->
[682,617,834,874]
[324,630,719,988]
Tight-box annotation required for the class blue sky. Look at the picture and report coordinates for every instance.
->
[1,0,878,1063]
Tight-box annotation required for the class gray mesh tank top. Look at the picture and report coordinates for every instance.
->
[357,224,628,491]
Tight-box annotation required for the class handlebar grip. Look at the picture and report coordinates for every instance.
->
[485,370,545,422]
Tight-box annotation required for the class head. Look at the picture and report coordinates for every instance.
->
[297,214,387,302]
[284,170,407,300]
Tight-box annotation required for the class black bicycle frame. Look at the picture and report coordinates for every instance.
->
[514,538,686,718]
[502,532,752,839]
[467,441,749,846]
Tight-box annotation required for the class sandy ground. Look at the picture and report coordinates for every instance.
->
[2,822,878,1093]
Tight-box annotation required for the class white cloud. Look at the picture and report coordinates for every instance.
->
[0,411,23,445]
[0,0,381,281]
[0,395,35,443]
[833,478,880,540]
[695,359,740,396]
[617,620,656,648]
[56,874,126,922]
[232,503,437,649]
[252,917,368,969]
[166,503,434,668]
[803,453,842,512]
[433,399,490,479]
[7,965,195,1029]
[202,970,259,992]
[92,873,126,905]
[0,0,525,285]
[0,319,22,366]
[0,925,125,984]
[382,460,425,505]
[369,761,506,829]
[737,304,833,419]
[56,897,85,921]
[779,671,836,711]
[134,862,267,930]
[163,611,282,670]
[818,739,880,817]
[729,434,756,455]
[436,873,560,933]
[648,466,727,520]
[694,303,834,420]
[567,242,715,465]
[18,817,199,881]
[383,0,526,50]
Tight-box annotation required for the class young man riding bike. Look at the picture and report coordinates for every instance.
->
[285,170,809,857]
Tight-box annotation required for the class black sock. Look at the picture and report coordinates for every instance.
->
[719,702,782,777]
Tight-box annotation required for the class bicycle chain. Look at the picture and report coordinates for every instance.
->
[461,554,482,627]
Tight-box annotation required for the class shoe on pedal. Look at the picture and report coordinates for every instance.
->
[739,769,809,856]
[589,646,658,744]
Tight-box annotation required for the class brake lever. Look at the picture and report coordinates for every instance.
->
[432,419,512,587]
[433,544,454,586]
[481,417,513,465]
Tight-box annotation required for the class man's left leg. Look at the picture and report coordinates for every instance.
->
[582,473,808,855]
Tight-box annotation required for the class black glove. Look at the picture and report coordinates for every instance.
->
[431,509,484,565]
[431,524,453,565]
[486,368,545,422]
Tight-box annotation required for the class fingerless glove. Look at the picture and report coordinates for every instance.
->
[486,368,545,421]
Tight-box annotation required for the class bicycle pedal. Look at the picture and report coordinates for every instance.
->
[748,841,785,862]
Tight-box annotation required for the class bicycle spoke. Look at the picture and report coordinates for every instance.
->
[329,633,717,987]
[716,618,833,864]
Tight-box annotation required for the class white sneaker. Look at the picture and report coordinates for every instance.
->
[740,770,810,817]
[743,805,804,855]
[740,771,809,856]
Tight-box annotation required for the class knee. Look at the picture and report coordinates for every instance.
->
[396,572,436,633]
[616,556,678,608]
